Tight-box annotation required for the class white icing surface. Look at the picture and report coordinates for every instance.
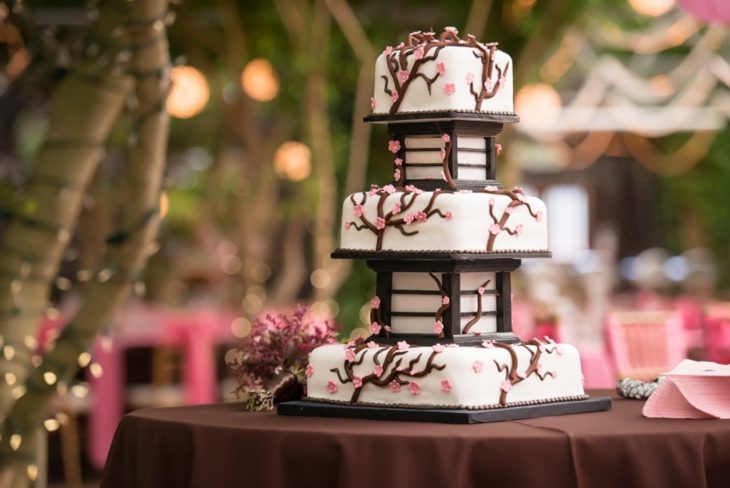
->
[341,190,548,253]
[307,343,585,408]
[372,45,514,115]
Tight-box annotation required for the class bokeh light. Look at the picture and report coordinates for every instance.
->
[274,141,312,181]
[629,0,675,17]
[515,83,562,128]
[241,58,280,102]
[167,65,209,119]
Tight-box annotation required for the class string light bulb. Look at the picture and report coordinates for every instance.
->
[43,418,60,432]
[89,362,103,378]
[78,352,92,368]
[273,141,312,182]
[27,464,38,481]
[241,58,280,102]
[11,385,26,399]
[629,0,675,17]
[515,83,562,128]
[9,434,21,451]
[167,65,209,119]
[5,372,17,386]
[43,371,58,385]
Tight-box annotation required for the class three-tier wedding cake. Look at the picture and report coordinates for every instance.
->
[287,28,608,418]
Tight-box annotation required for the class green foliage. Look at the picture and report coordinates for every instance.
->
[659,126,730,287]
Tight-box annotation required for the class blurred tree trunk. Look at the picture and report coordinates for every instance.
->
[0,0,170,484]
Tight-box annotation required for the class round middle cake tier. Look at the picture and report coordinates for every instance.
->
[339,186,548,254]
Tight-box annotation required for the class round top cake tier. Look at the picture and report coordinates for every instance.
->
[368,27,516,123]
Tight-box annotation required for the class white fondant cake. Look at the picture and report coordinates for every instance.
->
[371,28,514,116]
[306,340,586,409]
[340,186,547,254]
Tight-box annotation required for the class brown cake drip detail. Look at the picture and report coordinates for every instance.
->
[491,339,557,406]
[428,272,450,338]
[462,278,492,333]
[481,186,542,252]
[467,42,510,111]
[331,344,445,403]
[345,189,450,250]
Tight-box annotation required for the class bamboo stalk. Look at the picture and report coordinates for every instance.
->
[0,0,170,479]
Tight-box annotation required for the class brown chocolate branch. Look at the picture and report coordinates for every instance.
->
[331,345,445,402]
[492,340,556,405]
[462,279,492,333]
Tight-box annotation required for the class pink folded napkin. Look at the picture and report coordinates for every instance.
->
[643,360,730,419]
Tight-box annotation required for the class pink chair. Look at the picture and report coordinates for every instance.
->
[606,311,687,381]
[704,303,730,364]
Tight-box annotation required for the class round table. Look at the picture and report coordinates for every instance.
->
[100,390,730,488]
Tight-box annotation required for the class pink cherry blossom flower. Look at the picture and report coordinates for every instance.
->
[409,381,421,395]
[514,186,524,193]
[409,368,420,375]
[517,370,526,379]
[472,360,484,373]
[367,341,378,349]
[397,341,409,350]
[441,133,451,143]
[398,69,409,83]
[369,322,382,335]
[405,184,423,194]
[392,202,402,214]
[434,320,444,334]
[552,371,558,378]
[382,184,396,194]
[489,223,501,235]
[446,344,460,348]
[389,380,401,393]
[327,380,338,394]
[442,296,450,306]
[413,46,425,60]
[495,143,503,155]
[383,46,393,56]
[354,204,364,217]
[555,346,564,356]
[498,75,506,88]
[488,198,496,207]
[352,376,363,388]
[346,340,356,348]
[384,325,392,332]
[394,157,403,166]
[500,379,512,392]
[465,72,475,84]
[535,211,543,222]
[370,97,376,111]
[344,222,351,230]
[478,286,486,296]
[537,362,545,375]
[375,217,386,230]
[481,340,494,348]
[436,62,446,76]
[388,139,401,153]
[404,213,415,224]
[374,365,384,377]
[484,77,495,92]
[441,378,452,393]
[516,193,525,202]
[371,296,381,309]
[444,26,458,35]
[345,348,356,362]
[545,336,555,343]
[391,91,399,103]
[515,224,523,236]
[432,343,445,353]
[416,211,427,223]
[485,185,498,192]
[368,186,379,195]
[443,83,456,96]
[397,42,405,49]
[445,211,453,220]
[305,364,314,378]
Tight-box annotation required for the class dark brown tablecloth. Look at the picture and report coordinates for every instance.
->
[100,390,730,488]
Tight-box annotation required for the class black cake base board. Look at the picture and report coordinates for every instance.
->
[277,397,612,425]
